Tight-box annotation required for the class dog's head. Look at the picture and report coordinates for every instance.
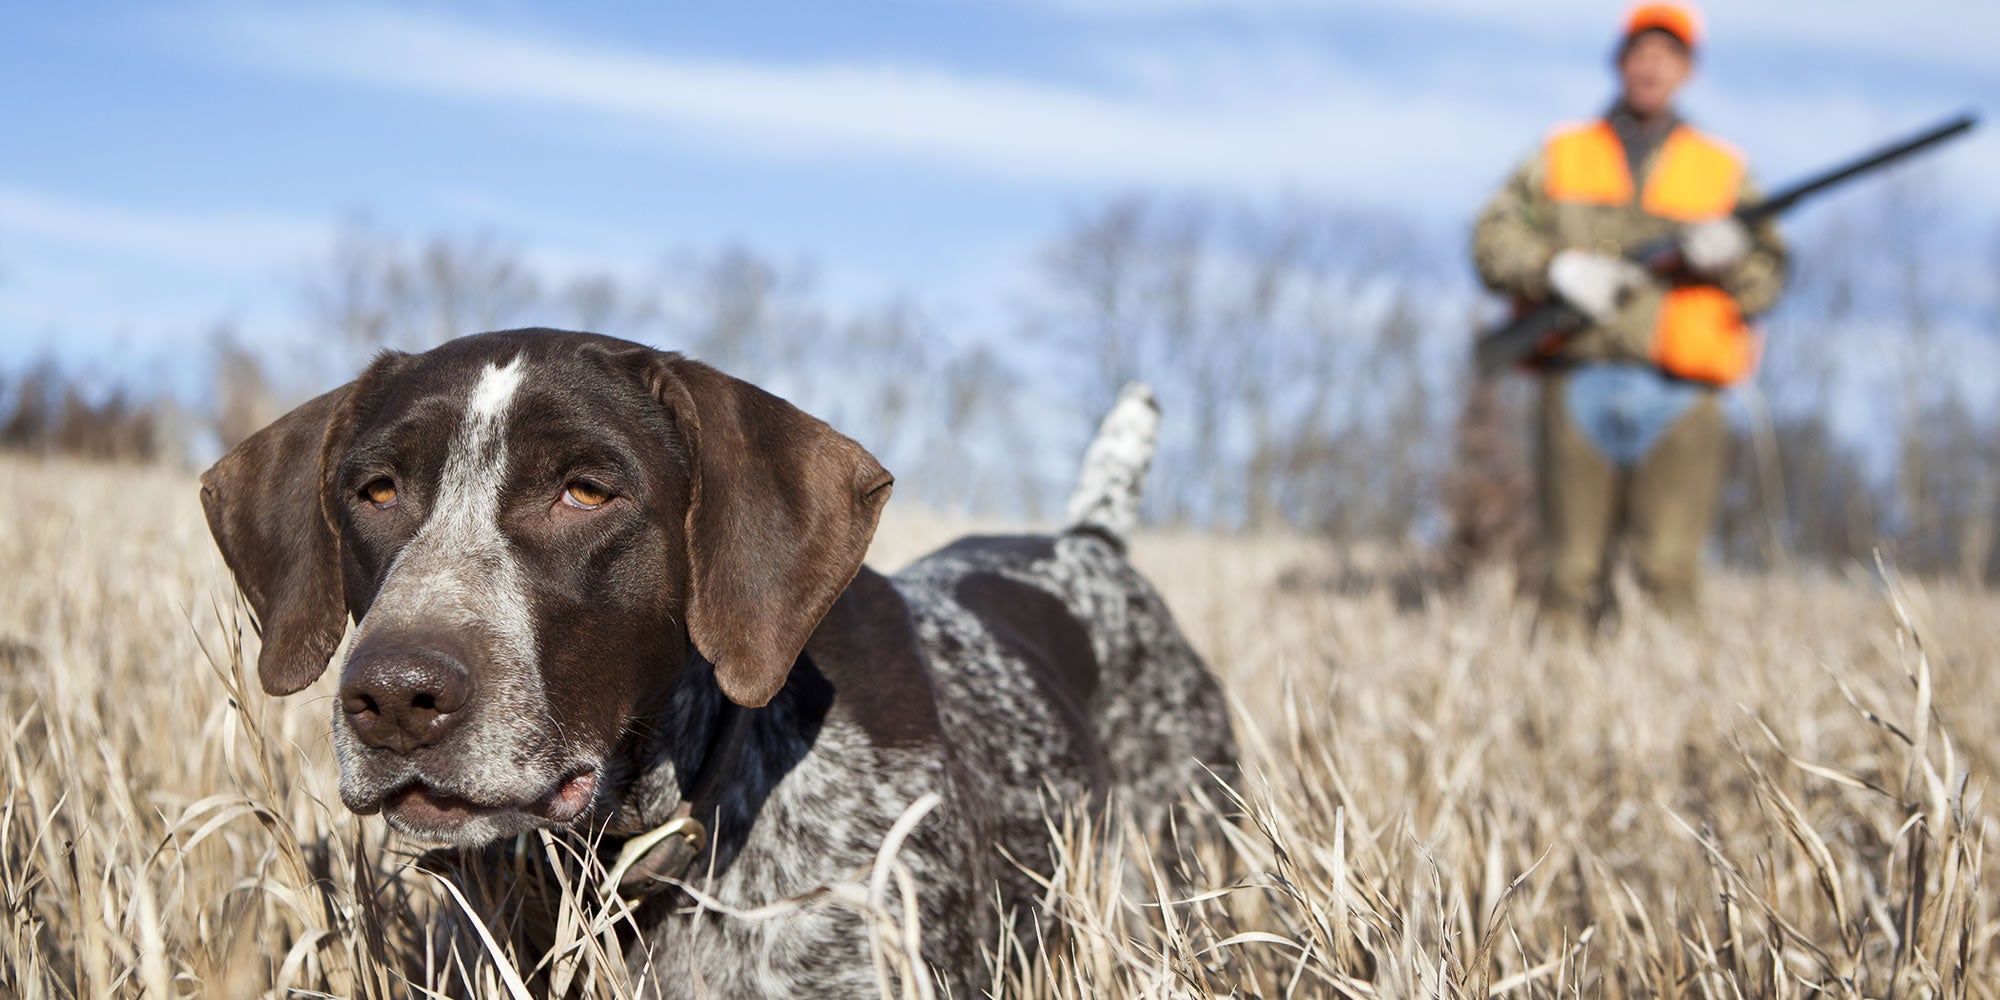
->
[199,330,891,846]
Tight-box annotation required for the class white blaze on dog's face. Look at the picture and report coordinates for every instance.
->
[197,331,892,848]
[331,354,574,844]
[328,346,686,845]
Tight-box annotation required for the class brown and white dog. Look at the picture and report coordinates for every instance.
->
[200,329,1235,995]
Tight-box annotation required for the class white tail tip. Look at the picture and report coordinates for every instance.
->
[1065,382,1159,541]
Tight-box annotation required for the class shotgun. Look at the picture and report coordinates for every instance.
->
[1473,112,1979,376]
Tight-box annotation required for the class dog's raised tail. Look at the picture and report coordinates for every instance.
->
[1064,382,1160,545]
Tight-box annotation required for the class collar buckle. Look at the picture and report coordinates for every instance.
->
[602,812,708,900]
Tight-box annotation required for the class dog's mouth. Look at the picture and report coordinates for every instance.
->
[357,768,601,843]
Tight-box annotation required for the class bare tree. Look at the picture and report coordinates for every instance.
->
[1024,194,1447,537]
[0,359,56,451]
[305,222,543,356]
[211,328,279,452]
[1033,197,1155,421]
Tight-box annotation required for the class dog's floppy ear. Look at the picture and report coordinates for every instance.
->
[643,354,893,707]
[200,356,400,696]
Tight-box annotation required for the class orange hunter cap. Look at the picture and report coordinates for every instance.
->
[1623,3,1702,50]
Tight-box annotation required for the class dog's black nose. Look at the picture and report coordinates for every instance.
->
[340,645,472,753]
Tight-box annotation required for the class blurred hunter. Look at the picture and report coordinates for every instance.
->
[1472,3,1787,631]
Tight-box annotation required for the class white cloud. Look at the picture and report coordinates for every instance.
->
[199,6,1542,203]
[0,184,337,360]
[193,4,1990,221]
[1039,0,2000,76]
[0,184,330,275]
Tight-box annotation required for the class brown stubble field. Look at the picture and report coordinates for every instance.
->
[0,451,1993,998]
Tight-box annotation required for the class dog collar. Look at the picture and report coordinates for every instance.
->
[601,807,708,899]
[601,699,754,902]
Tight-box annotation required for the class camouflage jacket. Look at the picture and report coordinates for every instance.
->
[1472,110,1788,368]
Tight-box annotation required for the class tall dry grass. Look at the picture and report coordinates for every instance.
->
[0,452,1992,997]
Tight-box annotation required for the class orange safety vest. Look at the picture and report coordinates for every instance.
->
[1542,120,1759,385]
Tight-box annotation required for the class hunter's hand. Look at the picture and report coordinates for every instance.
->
[1679,217,1752,276]
[1547,249,1647,324]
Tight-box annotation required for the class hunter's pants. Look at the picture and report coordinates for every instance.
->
[1536,367,1725,631]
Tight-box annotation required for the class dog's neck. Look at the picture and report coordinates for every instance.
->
[604,569,931,876]
[608,651,834,867]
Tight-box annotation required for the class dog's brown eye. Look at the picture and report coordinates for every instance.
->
[563,481,612,510]
[362,478,398,508]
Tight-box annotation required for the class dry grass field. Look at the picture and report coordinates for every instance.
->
[1,451,1993,998]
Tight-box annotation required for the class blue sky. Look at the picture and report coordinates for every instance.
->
[2,1,1995,392]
